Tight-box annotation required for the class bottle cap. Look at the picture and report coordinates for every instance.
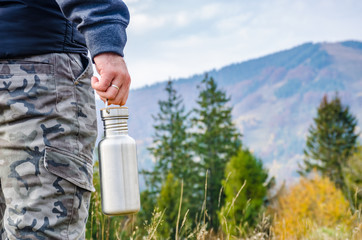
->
[101,106,129,120]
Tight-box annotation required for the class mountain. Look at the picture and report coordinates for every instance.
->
[96,40,362,186]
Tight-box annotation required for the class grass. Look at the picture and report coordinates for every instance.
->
[86,163,361,240]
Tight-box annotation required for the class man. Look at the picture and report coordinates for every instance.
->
[0,0,130,239]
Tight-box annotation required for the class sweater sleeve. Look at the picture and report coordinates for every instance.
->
[55,0,130,60]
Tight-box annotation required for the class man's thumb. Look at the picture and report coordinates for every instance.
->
[91,75,110,91]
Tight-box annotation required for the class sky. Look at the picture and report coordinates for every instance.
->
[123,0,362,89]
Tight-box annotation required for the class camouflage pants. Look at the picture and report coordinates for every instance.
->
[0,53,97,239]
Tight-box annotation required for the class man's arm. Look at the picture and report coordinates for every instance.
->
[55,0,131,106]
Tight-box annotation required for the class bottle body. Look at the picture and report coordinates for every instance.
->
[98,133,140,215]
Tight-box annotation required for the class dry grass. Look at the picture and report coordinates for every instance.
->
[86,164,361,240]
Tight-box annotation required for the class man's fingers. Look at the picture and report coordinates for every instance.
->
[97,88,129,106]
[95,84,119,100]
[91,76,99,90]
[120,90,129,106]
[107,85,129,106]
[91,73,114,91]
[99,96,107,104]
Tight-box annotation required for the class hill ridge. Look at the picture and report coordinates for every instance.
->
[96,40,362,185]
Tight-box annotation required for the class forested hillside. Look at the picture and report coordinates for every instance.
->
[96,40,362,184]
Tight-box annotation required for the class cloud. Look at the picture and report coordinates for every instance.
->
[216,14,253,33]
[174,11,190,27]
[129,13,167,34]
[125,0,362,88]
[199,3,222,20]
[267,154,303,184]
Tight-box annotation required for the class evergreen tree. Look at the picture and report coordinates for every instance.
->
[219,148,271,236]
[192,74,242,230]
[344,144,362,209]
[139,80,196,229]
[156,172,183,239]
[135,189,157,233]
[300,94,359,207]
[144,80,193,191]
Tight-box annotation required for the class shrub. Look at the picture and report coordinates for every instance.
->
[271,173,354,239]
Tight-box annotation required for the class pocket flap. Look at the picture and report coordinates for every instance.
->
[44,146,95,192]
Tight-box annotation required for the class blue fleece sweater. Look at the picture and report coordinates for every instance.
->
[56,0,130,59]
[0,0,130,60]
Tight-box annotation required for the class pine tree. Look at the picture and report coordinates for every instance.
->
[219,148,271,236]
[344,144,362,209]
[156,172,183,239]
[139,80,196,230]
[192,74,242,230]
[135,189,157,234]
[145,80,193,191]
[300,94,359,207]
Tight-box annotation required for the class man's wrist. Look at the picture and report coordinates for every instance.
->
[83,23,127,62]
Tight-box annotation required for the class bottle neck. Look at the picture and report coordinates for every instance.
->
[103,118,129,136]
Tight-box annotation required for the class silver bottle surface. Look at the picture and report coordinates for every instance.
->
[98,107,140,215]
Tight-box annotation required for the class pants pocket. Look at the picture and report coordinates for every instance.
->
[0,60,55,124]
[43,146,94,238]
[53,53,97,160]
[66,53,90,84]
[43,145,94,192]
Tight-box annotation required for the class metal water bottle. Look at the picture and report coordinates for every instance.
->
[98,106,140,215]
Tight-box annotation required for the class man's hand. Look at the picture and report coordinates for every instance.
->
[91,53,131,106]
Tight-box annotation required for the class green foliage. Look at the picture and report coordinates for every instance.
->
[85,87,362,240]
[300,93,359,207]
[156,172,184,239]
[86,76,362,239]
[192,74,242,230]
[139,80,196,231]
[344,145,362,209]
[135,189,157,236]
[145,80,194,191]
[219,148,270,236]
